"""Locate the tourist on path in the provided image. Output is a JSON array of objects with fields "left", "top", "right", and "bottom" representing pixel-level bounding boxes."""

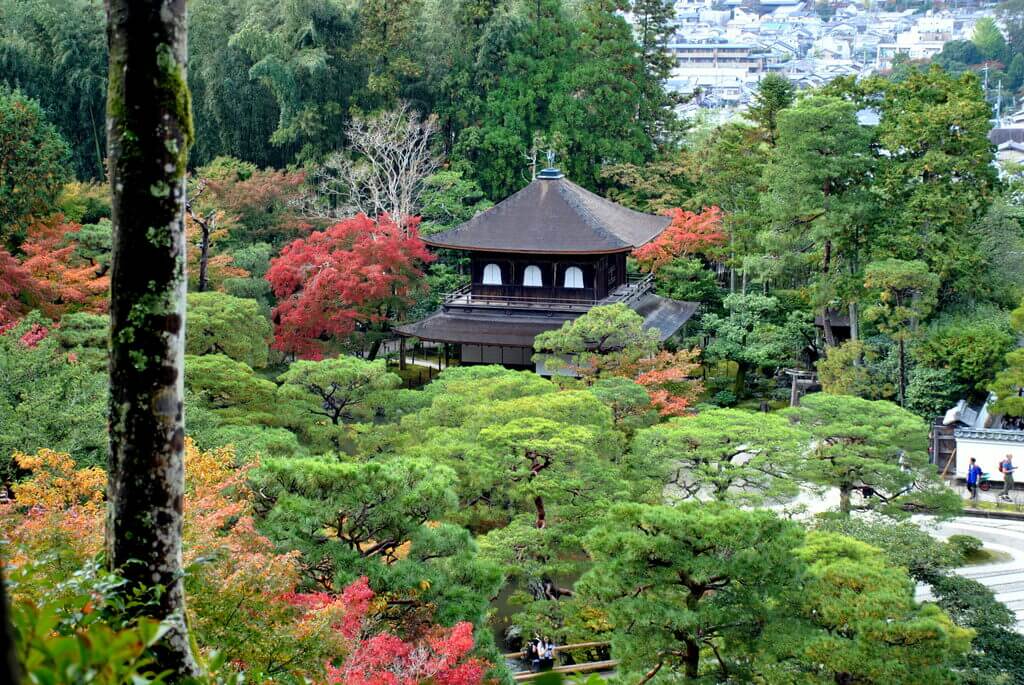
[
  {"left": 967, "top": 457, "right": 983, "bottom": 503},
  {"left": 1000, "top": 454, "right": 1016, "bottom": 501}
]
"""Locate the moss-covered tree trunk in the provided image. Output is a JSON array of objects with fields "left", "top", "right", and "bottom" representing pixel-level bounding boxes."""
[
  {"left": 0, "top": 562, "right": 18, "bottom": 685},
  {"left": 104, "top": 0, "right": 198, "bottom": 678}
]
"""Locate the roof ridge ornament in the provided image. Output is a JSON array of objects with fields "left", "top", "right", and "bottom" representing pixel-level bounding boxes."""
[{"left": 537, "top": 149, "right": 563, "bottom": 179}]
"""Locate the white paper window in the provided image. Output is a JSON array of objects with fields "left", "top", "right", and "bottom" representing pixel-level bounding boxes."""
[
  {"left": 482, "top": 263, "right": 502, "bottom": 285},
  {"left": 564, "top": 266, "right": 584, "bottom": 289},
  {"left": 523, "top": 265, "right": 543, "bottom": 287}
]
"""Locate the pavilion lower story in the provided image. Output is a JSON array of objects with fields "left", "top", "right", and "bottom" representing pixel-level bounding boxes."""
[{"left": 396, "top": 294, "right": 698, "bottom": 375}]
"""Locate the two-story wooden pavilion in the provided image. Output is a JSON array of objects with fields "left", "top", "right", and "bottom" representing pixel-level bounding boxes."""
[{"left": 396, "top": 167, "right": 698, "bottom": 371}]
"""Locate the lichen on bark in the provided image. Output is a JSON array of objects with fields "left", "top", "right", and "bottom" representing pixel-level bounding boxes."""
[{"left": 104, "top": 0, "right": 199, "bottom": 679}]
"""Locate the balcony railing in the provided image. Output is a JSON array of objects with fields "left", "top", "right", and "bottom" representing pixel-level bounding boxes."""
[
  {"left": 441, "top": 272, "right": 655, "bottom": 313},
  {"left": 443, "top": 284, "right": 598, "bottom": 312}
]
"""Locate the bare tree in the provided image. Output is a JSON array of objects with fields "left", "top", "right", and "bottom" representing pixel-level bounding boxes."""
[
  {"left": 301, "top": 103, "right": 439, "bottom": 232},
  {"left": 185, "top": 180, "right": 217, "bottom": 293},
  {"left": 105, "top": 0, "right": 199, "bottom": 678}
]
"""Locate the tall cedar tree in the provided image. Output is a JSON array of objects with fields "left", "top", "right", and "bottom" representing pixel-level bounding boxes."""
[
  {"left": 746, "top": 74, "right": 796, "bottom": 145},
  {"left": 0, "top": 89, "right": 71, "bottom": 246},
  {"left": 104, "top": 0, "right": 199, "bottom": 677},
  {"left": 767, "top": 95, "right": 874, "bottom": 346},
  {"left": 629, "top": 0, "right": 678, "bottom": 141}
]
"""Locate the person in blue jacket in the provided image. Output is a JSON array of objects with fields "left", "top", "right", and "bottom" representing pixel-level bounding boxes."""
[{"left": 966, "top": 457, "right": 982, "bottom": 503}]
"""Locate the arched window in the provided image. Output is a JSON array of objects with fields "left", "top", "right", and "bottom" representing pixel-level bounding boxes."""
[
  {"left": 563, "top": 266, "right": 584, "bottom": 289},
  {"left": 482, "top": 263, "right": 503, "bottom": 285},
  {"left": 523, "top": 265, "right": 543, "bottom": 287}
]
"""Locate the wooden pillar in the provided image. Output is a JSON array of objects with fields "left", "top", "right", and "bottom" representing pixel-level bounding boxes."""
[{"left": 399, "top": 337, "right": 407, "bottom": 370}]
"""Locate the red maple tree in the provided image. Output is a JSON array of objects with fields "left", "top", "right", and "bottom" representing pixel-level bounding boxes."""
[
  {"left": 633, "top": 206, "right": 726, "bottom": 272},
  {"left": 0, "top": 248, "right": 45, "bottom": 326},
  {"left": 284, "top": 577, "right": 485, "bottom": 685},
  {"left": 266, "top": 214, "right": 433, "bottom": 359}
]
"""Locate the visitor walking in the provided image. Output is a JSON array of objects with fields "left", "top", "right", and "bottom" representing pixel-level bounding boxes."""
[
  {"left": 528, "top": 636, "right": 542, "bottom": 672},
  {"left": 967, "top": 457, "right": 982, "bottom": 503},
  {"left": 1000, "top": 454, "right": 1016, "bottom": 501},
  {"left": 542, "top": 638, "right": 555, "bottom": 670}
]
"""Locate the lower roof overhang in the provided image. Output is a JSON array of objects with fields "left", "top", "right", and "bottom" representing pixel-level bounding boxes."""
[{"left": 396, "top": 295, "right": 698, "bottom": 348}]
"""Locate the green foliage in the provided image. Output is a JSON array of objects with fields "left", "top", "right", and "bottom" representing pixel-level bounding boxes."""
[
  {"left": 0, "top": 0, "right": 107, "bottom": 179},
  {"left": 763, "top": 94, "right": 874, "bottom": 322},
  {"left": 702, "top": 293, "right": 811, "bottom": 397},
  {"left": 6, "top": 560, "right": 171, "bottom": 685},
  {"left": 186, "top": 291, "right": 272, "bottom": 368},
  {"left": 533, "top": 303, "right": 659, "bottom": 376},
  {"left": 600, "top": 153, "right": 695, "bottom": 214},
  {"left": 418, "top": 171, "right": 493, "bottom": 234},
  {"left": 652, "top": 257, "right": 721, "bottom": 308},
  {"left": 691, "top": 122, "right": 768, "bottom": 278},
  {"left": 229, "top": 0, "right": 364, "bottom": 160},
  {"left": 72, "top": 218, "right": 112, "bottom": 274},
  {"left": 913, "top": 307, "right": 1015, "bottom": 393},
  {"left": 0, "top": 88, "right": 71, "bottom": 244},
  {"left": 632, "top": 408, "right": 809, "bottom": 505},
  {"left": 276, "top": 357, "right": 401, "bottom": 452},
  {"left": 934, "top": 39, "right": 983, "bottom": 70},
  {"left": 53, "top": 311, "right": 108, "bottom": 371},
  {"left": 863, "top": 259, "right": 940, "bottom": 342},
  {"left": 864, "top": 258, "right": 941, "bottom": 406},
  {"left": 586, "top": 376, "right": 658, "bottom": 436},
  {"left": 817, "top": 339, "right": 895, "bottom": 400},
  {"left": 815, "top": 517, "right": 961, "bottom": 580},
  {"left": 792, "top": 531, "right": 972, "bottom": 685},
  {"left": 578, "top": 502, "right": 804, "bottom": 681},
  {"left": 852, "top": 67, "right": 998, "bottom": 304},
  {"left": 58, "top": 182, "right": 111, "bottom": 224},
  {"left": 746, "top": 73, "right": 796, "bottom": 143},
  {"left": 905, "top": 366, "right": 965, "bottom": 421},
  {"left": 185, "top": 354, "right": 279, "bottom": 426},
  {"left": 445, "top": 0, "right": 665, "bottom": 197},
  {"left": 784, "top": 393, "right": 960, "bottom": 517},
  {"left": 946, "top": 534, "right": 984, "bottom": 561},
  {"left": 990, "top": 299, "right": 1024, "bottom": 417},
  {"left": 924, "top": 571, "right": 1024, "bottom": 685},
  {"left": 255, "top": 455, "right": 502, "bottom": 625},
  {"left": 973, "top": 17, "right": 1008, "bottom": 62},
  {"left": 0, "top": 314, "right": 107, "bottom": 479}
]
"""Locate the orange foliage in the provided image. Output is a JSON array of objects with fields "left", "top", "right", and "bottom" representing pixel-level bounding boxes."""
[
  {"left": 0, "top": 441, "right": 485, "bottom": 683},
  {"left": 633, "top": 206, "right": 726, "bottom": 273},
  {"left": 11, "top": 449, "right": 106, "bottom": 510},
  {"left": 20, "top": 215, "right": 109, "bottom": 317},
  {"left": 185, "top": 211, "right": 250, "bottom": 292},
  {"left": 633, "top": 349, "right": 705, "bottom": 416},
  {"left": 617, "top": 348, "right": 704, "bottom": 417}
]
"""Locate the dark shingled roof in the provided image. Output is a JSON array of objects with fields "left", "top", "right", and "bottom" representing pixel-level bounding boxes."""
[
  {"left": 989, "top": 128, "right": 1024, "bottom": 145},
  {"left": 395, "top": 312, "right": 566, "bottom": 347},
  {"left": 396, "top": 295, "right": 698, "bottom": 347},
  {"left": 423, "top": 175, "right": 671, "bottom": 254}
]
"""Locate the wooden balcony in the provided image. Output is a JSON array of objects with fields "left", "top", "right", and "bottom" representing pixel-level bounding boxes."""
[{"left": 442, "top": 273, "right": 654, "bottom": 313}]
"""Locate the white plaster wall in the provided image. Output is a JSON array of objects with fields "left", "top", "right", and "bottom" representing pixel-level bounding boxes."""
[{"left": 955, "top": 438, "right": 1024, "bottom": 481}]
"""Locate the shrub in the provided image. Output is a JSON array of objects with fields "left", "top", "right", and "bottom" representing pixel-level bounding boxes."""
[{"left": 946, "top": 534, "right": 984, "bottom": 562}]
